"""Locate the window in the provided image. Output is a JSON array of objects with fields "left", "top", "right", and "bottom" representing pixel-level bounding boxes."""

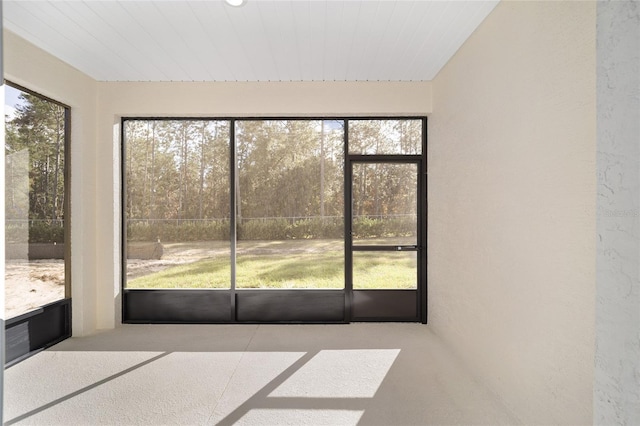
[
  {"left": 235, "top": 120, "right": 344, "bottom": 289},
  {"left": 349, "top": 119, "right": 422, "bottom": 155},
  {"left": 122, "top": 117, "right": 426, "bottom": 324},
  {"left": 124, "top": 120, "right": 231, "bottom": 289},
  {"left": 4, "top": 82, "right": 70, "bottom": 319}
]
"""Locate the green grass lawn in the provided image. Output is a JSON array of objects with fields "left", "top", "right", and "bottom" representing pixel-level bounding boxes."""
[{"left": 127, "top": 251, "right": 416, "bottom": 289}]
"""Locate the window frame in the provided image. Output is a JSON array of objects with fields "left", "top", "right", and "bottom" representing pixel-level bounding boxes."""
[
  {"left": 120, "top": 116, "right": 427, "bottom": 324},
  {"left": 5, "top": 80, "right": 72, "bottom": 308},
  {"left": 4, "top": 80, "right": 72, "bottom": 365}
]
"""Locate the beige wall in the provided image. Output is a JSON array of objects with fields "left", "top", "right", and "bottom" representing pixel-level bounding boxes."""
[
  {"left": 97, "top": 81, "right": 432, "bottom": 118},
  {"left": 429, "top": 1, "right": 596, "bottom": 424},
  {"left": 96, "top": 81, "right": 432, "bottom": 329},
  {"left": 3, "top": 30, "right": 99, "bottom": 336}
]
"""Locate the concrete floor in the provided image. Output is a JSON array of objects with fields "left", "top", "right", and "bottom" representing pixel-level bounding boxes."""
[{"left": 4, "top": 324, "right": 518, "bottom": 425}]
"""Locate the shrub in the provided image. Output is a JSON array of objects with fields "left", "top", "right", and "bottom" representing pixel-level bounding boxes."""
[
  {"left": 353, "top": 216, "right": 416, "bottom": 239},
  {"left": 239, "top": 219, "right": 289, "bottom": 240},
  {"left": 128, "top": 220, "right": 229, "bottom": 242},
  {"left": 126, "top": 216, "right": 413, "bottom": 242},
  {"left": 29, "top": 221, "right": 64, "bottom": 243}
]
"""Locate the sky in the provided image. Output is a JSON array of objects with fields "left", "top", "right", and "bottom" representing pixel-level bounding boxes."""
[{"left": 4, "top": 85, "right": 25, "bottom": 120}]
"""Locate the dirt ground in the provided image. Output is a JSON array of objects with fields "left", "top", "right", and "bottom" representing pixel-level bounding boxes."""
[
  {"left": 126, "top": 241, "right": 232, "bottom": 280},
  {"left": 4, "top": 243, "right": 230, "bottom": 319},
  {"left": 5, "top": 260, "right": 65, "bottom": 319}
]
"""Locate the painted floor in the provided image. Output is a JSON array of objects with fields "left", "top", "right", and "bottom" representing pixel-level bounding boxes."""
[{"left": 3, "top": 324, "right": 518, "bottom": 425}]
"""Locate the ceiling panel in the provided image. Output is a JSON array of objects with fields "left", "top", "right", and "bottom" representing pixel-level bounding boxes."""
[{"left": 3, "top": 0, "right": 499, "bottom": 82}]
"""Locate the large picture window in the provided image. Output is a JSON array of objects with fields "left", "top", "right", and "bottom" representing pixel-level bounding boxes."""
[{"left": 4, "top": 83, "right": 70, "bottom": 319}]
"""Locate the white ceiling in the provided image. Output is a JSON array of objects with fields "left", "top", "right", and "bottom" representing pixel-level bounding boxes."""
[{"left": 3, "top": 0, "right": 499, "bottom": 82}]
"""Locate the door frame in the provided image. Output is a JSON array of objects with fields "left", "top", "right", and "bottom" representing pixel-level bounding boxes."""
[{"left": 345, "top": 155, "right": 427, "bottom": 323}]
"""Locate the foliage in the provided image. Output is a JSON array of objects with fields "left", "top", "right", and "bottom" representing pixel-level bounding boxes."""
[
  {"left": 125, "top": 120, "right": 347, "bottom": 223},
  {"left": 348, "top": 119, "right": 422, "bottom": 155},
  {"left": 128, "top": 220, "right": 229, "bottom": 242},
  {"left": 127, "top": 216, "right": 415, "bottom": 242},
  {"left": 125, "top": 120, "right": 231, "bottom": 221},
  {"left": 235, "top": 120, "right": 344, "bottom": 221},
  {"left": 5, "top": 88, "right": 66, "bottom": 223},
  {"left": 352, "top": 216, "right": 415, "bottom": 239},
  {"left": 29, "top": 221, "right": 65, "bottom": 243},
  {"left": 238, "top": 217, "right": 344, "bottom": 240},
  {"left": 125, "top": 119, "right": 422, "bottom": 244},
  {"left": 286, "top": 217, "right": 344, "bottom": 240},
  {"left": 5, "top": 221, "right": 64, "bottom": 244}
]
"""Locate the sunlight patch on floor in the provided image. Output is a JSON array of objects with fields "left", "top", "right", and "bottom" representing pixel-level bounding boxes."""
[
  {"left": 238, "top": 409, "right": 365, "bottom": 425},
  {"left": 270, "top": 349, "right": 400, "bottom": 398}
]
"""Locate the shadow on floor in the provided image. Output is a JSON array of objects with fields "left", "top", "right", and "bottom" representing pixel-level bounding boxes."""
[{"left": 4, "top": 324, "right": 519, "bottom": 425}]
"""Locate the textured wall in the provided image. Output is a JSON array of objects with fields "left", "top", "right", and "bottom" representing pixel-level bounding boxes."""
[
  {"left": 429, "top": 1, "right": 596, "bottom": 423},
  {"left": 595, "top": 1, "right": 640, "bottom": 424}
]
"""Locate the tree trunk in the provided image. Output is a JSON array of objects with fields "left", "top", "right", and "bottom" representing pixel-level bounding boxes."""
[
  {"left": 199, "top": 122, "right": 206, "bottom": 219},
  {"left": 143, "top": 122, "right": 150, "bottom": 217},
  {"left": 320, "top": 121, "right": 325, "bottom": 219},
  {"left": 179, "top": 122, "right": 188, "bottom": 219},
  {"left": 52, "top": 108, "right": 63, "bottom": 220},
  {"left": 149, "top": 122, "right": 156, "bottom": 220},
  {"left": 45, "top": 154, "right": 50, "bottom": 218},
  {"left": 235, "top": 161, "right": 242, "bottom": 223}
]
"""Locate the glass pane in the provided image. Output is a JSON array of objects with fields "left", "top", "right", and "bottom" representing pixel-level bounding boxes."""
[
  {"left": 353, "top": 251, "right": 417, "bottom": 289},
  {"left": 124, "top": 120, "right": 231, "bottom": 289},
  {"left": 236, "top": 120, "right": 345, "bottom": 289},
  {"left": 352, "top": 163, "right": 417, "bottom": 246},
  {"left": 5, "top": 85, "right": 67, "bottom": 318},
  {"left": 348, "top": 119, "right": 422, "bottom": 155}
]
